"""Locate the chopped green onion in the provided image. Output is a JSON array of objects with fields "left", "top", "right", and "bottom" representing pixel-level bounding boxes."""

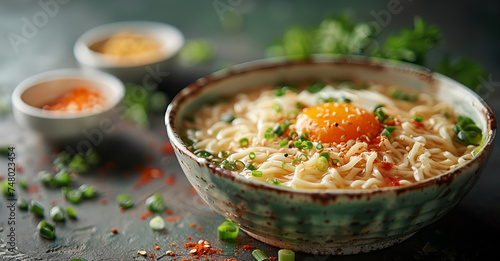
[
  {"left": 234, "top": 160, "right": 245, "bottom": 170},
  {"left": 239, "top": 138, "right": 250, "bottom": 147},
  {"left": 66, "top": 189, "right": 83, "bottom": 204},
  {"left": 247, "top": 163, "right": 258, "bottom": 171},
  {"left": 68, "top": 154, "right": 88, "bottom": 173},
  {"left": 303, "top": 141, "right": 313, "bottom": 150},
  {"left": 149, "top": 215, "right": 166, "bottom": 231},
  {"left": 292, "top": 158, "right": 301, "bottom": 165},
  {"left": 316, "top": 156, "right": 329, "bottom": 172},
  {"left": 374, "top": 105, "right": 388, "bottom": 123},
  {"left": 1, "top": 181, "right": 13, "bottom": 197},
  {"left": 252, "top": 171, "right": 263, "bottom": 177},
  {"left": 252, "top": 249, "right": 270, "bottom": 261},
  {"left": 281, "top": 162, "right": 286, "bottom": 169},
  {"left": 53, "top": 170, "right": 71, "bottom": 187},
  {"left": 37, "top": 220, "right": 55, "bottom": 240},
  {"left": 273, "top": 102, "right": 282, "bottom": 113},
  {"left": 295, "top": 102, "right": 303, "bottom": 109},
  {"left": 30, "top": 201, "right": 44, "bottom": 217},
  {"left": 66, "top": 207, "right": 77, "bottom": 219},
  {"left": 391, "top": 89, "right": 417, "bottom": 102},
  {"left": 319, "top": 151, "right": 330, "bottom": 161},
  {"left": 308, "top": 82, "right": 325, "bottom": 93},
  {"left": 19, "top": 179, "right": 28, "bottom": 190},
  {"left": 221, "top": 113, "right": 236, "bottom": 123},
  {"left": 338, "top": 97, "right": 352, "bottom": 103},
  {"left": 381, "top": 126, "right": 397, "bottom": 139},
  {"left": 218, "top": 151, "right": 230, "bottom": 159},
  {"left": 278, "top": 249, "right": 295, "bottom": 261},
  {"left": 279, "top": 140, "right": 289, "bottom": 147},
  {"left": 217, "top": 221, "right": 239, "bottom": 241},
  {"left": 265, "top": 128, "right": 275, "bottom": 140},
  {"left": 332, "top": 158, "right": 340, "bottom": 166},
  {"left": 293, "top": 141, "right": 303, "bottom": 149},
  {"left": 116, "top": 194, "right": 134, "bottom": 209},
  {"left": 196, "top": 150, "right": 212, "bottom": 158},
  {"left": 298, "top": 153, "right": 308, "bottom": 161},
  {"left": 289, "top": 131, "right": 298, "bottom": 139},
  {"left": 316, "top": 143, "right": 324, "bottom": 150},
  {"left": 249, "top": 152, "right": 256, "bottom": 160},
  {"left": 49, "top": 206, "right": 65, "bottom": 222},
  {"left": 18, "top": 198, "right": 29, "bottom": 210},
  {"left": 79, "top": 184, "right": 96, "bottom": 199},
  {"left": 38, "top": 170, "right": 54, "bottom": 187},
  {"left": 266, "top": 178, "right": 282, "bottom": 186},
  {"left": 274, "top": 86, "right": 294, "bottom": 97},
  {"left": 146, "top": 193, "right": 166, "bottom": 213},
  {"left": 299, "top": 131, "right": 309, "bottom": 141},
  {"left": 413, "top": 115, "right": 424, "bottom": 122},
  {"left": 273, "top": 120, "right": 291, "bottom": 137}
]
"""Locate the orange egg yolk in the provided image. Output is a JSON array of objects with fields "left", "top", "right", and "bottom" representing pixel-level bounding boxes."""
[{"left": 295, "top": 102, "right": 383, "bottom": 143}]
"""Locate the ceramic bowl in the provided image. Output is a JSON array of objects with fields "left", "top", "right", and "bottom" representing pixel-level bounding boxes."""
[
  {"left": 12, "top": 68, "right": 125, "bottom": 142},
  {"left": 165, "top": 56, "right": 496, "bottom": 255},
  {"left": 74, "top": 21, "right": 184, "bottom": 84}
]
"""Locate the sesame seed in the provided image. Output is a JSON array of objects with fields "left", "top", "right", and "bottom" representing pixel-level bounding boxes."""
[
  {"left": 357, "top": 126, "right": 361, "bottom": 133},
  {"left": 340, "top": 135, "right": 346, "bottom": 141},
  {"left": 339, "top": 127, "right": 346, "bottom": 132}
]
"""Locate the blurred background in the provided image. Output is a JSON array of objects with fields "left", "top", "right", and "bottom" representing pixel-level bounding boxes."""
[{"left": 0, "top": 0, "right": 499, "bottom": 260}]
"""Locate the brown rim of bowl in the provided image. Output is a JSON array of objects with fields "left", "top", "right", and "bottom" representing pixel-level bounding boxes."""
[{"left": 166, "top": 56, "right": 497, "bottom": 199}]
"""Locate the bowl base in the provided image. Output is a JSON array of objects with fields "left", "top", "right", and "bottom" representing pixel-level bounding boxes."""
[{"left": 242, "top": 229, "right": 416, "bottom": 255}]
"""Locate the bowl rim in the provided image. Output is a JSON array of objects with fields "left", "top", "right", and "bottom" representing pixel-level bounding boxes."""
[
  {"left": 74, "top": 20, "right": 185, "bottom": 68},
  {"left": 12, "top": 68, "right": 125, "bottom": 119},
  {"left": 166, "top": 55, "right": 497, "bottom": 196}
]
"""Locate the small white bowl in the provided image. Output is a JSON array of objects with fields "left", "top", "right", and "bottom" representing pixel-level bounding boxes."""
[
  {"left": 74, "top": 21, "right": 184, "bottom": 84},
  {"left": 12, "top": 68, "right": 125, "bottom": 142}
]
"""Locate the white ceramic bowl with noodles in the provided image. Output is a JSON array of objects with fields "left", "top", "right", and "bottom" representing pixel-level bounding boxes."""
[{"left": 165, "top": 56, "right": 496, "bottom": 255}]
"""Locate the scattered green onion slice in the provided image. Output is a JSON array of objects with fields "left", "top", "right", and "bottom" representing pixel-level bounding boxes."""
[
  {"left": 292, "top": 158, "right": 301, "bottom": 165},
  {"left": 18, "top": 198, "right": 29, "bottom": 210},
  {"left": 37, "top": 220, "right": 55, "bottom": 240},
  {"left": 293, "top": 141, "right": 303, "bottom": 149},
  {"left": 239, "top": 138, "right": 249, "bottom": 147},
  {"left": 316, "top": 156, "right": 329, "bottom": 172},
  {"left": 281, "top": 162, "right": 286, "bottom": 169},
  {"left": 252, "top": 171, "right": 263, "bottom": 177},
  {"left": 319, "top": 151, "right": 330, "bottom": 161},
  {"left": 38, "top": 170, "right": 54, "bottom": 187},
  {"left": 252, "top": 249, "right": 270, "bottom": 261},
  {"left": 66, "top": 189, "right": 83, "bottom": 204},
  {"left": 197, "top": 150, "right": 212, "bottom": 158},
  {"left": 413, "top": 115, "right": 424, "bottom": 122},
  {"left": 217, "top": 221, "right": 239, "bottom": 241},
  {"left": 374, "top": 105, "right": 388, "bottom": 123},
  {"left": 66, "top": 207, "right": 77, "bottom": 219},
  {"left": 264, "top": 128, "right": 274, "bottom": 140},
  {"left": 19, "top": 179, "right": 28, "bottom": 190},
  {"left": 79, "top": 184, "right": 96, "bottom": 199},
  {"left": 316, "top": 143, "right": 324, "bottom": 150},
  {"left": 278, "top": 249, "right": 295, "bottom": 261},
  {"left": 381, "top": 126, "right": 396, "bottom": 139},
  {"left": 266, "top": 178, "right": 282, "bottom": 186},
  {"left": 234, "top": 160, "right": 245, "bottom": 170},
  {"left": 249, "top": 152, "right": 256, "bottom": 160},
  {"left": 332, "top": 158, "right": 340, "bottom": 166},
  {"left": 307, "top": 82, "right": 326, "bottom": 93},
  {"left": 273, "top": 102, "right": 282, "bottom": 113},
  {"left": 146, "top": 193, "right": 166, "bottom": 213},
  {"left": 279, "top": 140, "right": 289, "bottom": 147},
  {"left": 247, "top": 164, "right": 258, "bottom": 171},
  {"left": 149, "top": 215, "right": 166, "bottom": 231},
  {"left": 68, "top": 154, "right": 88, "bottom": 173},
  {"left": 49, "top": 206, "right": 65, "bottom": 222},
  {"left": 116, "top": 194, "right": 134, "bottom": 209},
  {"left": 53, "top": 170, "right": 71, "bottom": 187},
  {"left": 298, "top": 153, "right": 308, "bottom": 161},
  {"left": 30, "top": 201, "right": 44, "bottom": 217},
  {"left": 221, "top": 113, "right": 236, "bottom": 123},
  {"left": 299, "top": 131, "right": 309, "bottom": 141},
  {"left": 295, "top": 102, "right": 303, "bottom": 109}
]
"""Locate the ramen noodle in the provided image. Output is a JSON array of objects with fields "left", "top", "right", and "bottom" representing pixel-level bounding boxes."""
[{"left": 182, "top": 80, "right": 481, "bottom": 190}]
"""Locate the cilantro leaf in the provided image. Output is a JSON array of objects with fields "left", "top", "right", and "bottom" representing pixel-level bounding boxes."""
[{"left": 372, "top": 17, "right": 442, "bottom": 65}]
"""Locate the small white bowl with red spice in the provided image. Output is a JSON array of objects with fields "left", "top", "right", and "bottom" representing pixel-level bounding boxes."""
[
  {"left": 12, "top": 68, "right": 125, "bottom": 142},
  {"left": 74, "top": 21, "right": 184, "bottom": 84}
]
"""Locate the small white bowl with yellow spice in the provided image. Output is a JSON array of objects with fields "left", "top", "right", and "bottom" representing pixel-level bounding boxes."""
[
  {"left": 74, "top": 21, "right": 184, "bottom": 84},
  {"left": 12, "top": 68, "right": 125, "bottom": 142}
]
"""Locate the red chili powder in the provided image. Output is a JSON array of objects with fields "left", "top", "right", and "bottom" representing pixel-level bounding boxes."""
[
  {"left": 43, "top": 87, "right": 104, "bottom": 112},
  {"left": 133, "top": 166, "right": 164, "bottom": 188}
]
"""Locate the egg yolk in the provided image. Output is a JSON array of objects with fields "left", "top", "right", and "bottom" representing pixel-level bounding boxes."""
[{"left": 295, "top": 102, "right": 382, "bottom": 143}]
